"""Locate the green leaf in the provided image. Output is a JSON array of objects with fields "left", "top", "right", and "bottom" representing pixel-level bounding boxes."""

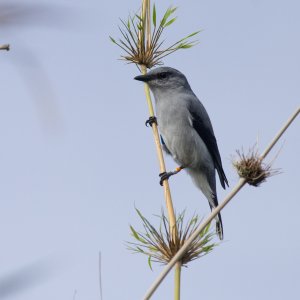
[
  {"left": 199, "top": 223, "right": 211, "bottom": 238},
  {"left": 135, "top": 208, "right": 144, "bottom": 219},
  {"left": 148, "top": 256, "right": 153, "bottom": 270},
  {"left": 177, "top": 30, "right": 201, "bottom": 43},
  {"left": 152, "top": 4, "right": 156, "bottom": 27},
  {"left": 164, "top": 17, "right": 177, "bottom": 27},
  {"left": 203, "top": 223, "right": 210, "bottom": 235},
  {"left": 202, "top": 245, "right": 214, "bottom": 253},
  {"left": 160, "top": 6, "right": 177, "bottom": 27},
  {"left": 130, "top": 226, "right": 148, "bottom": 244},
  {"left": 109, "top": 36, "right": 117, "bottom": 44},
  {"left": 185, "top": 30, "right": 202, "bottom": 38},
  {"left": 137, "top": 246, "right": 145, "bottom": 253},
  {"left": 127, "top": 18, "right": 130, "bottom": 29},
  {"left": 130, "top": 225, "right": 140, "bottom": 240},
  {"left": 178, "top": 43, "right": 193, "bottom": 49},
  {"left": 189, "top": 217, "right": 197, "bottom": 226},
  {"left": 149, "top": 246, "right": 158, "bottom": 252},
  {"left": 135, "top": 14, "right": 143, "bottom": 21}
]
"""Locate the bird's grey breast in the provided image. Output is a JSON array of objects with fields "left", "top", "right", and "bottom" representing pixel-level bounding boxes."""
[{"left": 154, "top": 90, "right": 208, "bottom": 168}]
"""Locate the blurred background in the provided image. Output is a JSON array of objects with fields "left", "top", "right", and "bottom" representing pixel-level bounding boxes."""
[{"left": 0, "top": 0, "right": 299, "bottom": 299}]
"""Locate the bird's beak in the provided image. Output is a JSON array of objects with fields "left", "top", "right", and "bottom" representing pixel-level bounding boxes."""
[{"left": 134, "top": 74, "right": 152, "bottom": 82}]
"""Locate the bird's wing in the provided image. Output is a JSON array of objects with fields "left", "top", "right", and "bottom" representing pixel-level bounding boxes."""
[{"left": 188, "top": 101, "right": 229, "bottom": 189}]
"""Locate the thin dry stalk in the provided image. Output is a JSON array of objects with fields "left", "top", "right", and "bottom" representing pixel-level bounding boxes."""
[
  {"left": 141, "top": 64, "right": 177, "bottom": 238},
  {"left": 143, "top": 107, "right": 300, "bottom": 299},
  {"left": 98, "top": 252, "right": 103, "bottom": 300},
  {"left": 174, "top": 261, "right": 181, "bottom": 300},
  {"left": 139, "top": 0, "right": 177, "bottom": 240},
  {"left": 0, "top": 44, "right": 10, "bottom": 51}
]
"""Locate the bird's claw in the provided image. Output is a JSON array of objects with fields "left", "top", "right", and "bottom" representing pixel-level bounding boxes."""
[
  {"left": 159, "top": 171, "right": 174, "bottom": 186},
  {"left": 159, "top": 167, "right": 184, "bottom": 186},
  {"left": 145, "top": 116, "right": 157, "bottom": 127}
]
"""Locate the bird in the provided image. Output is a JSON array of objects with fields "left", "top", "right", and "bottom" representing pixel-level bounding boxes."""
[{"left": 134, "top": 67, "right": 229, "bottom": 240}]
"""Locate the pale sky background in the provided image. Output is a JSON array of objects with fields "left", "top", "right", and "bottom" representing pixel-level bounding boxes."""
[{"left": 0, "top": 0, "right": 299, "bottom": 299}]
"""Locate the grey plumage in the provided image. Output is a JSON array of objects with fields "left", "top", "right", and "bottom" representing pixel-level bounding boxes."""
[{"left": 134, "top": 67, "right": 228, "bottom": 240}]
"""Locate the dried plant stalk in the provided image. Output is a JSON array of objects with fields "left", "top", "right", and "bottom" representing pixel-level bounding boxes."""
[
  {"left": 138, "top": 0, "right": 177, "bottom": 240},
  {"left": 0, "top": 44, "right": 10, "bottom": 51},
  {"left": 174, "top": 262, "right": 181, "bottom": 300},
  {"left": 141, "top": 64, "right": 177, "bottom": 238}
]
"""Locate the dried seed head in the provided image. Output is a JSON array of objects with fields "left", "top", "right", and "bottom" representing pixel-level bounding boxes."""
[
  {"left": 128, "top": 209, "right": 217, "bottom": 268},
  {"left": 233, "top": 146, "right": 280, "bottom": 187},
  {"left": 110, "top": 5, "right": 200, "bottom": 69}
]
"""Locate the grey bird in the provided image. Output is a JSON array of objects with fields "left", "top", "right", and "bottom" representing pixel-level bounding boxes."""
[{"left": 134, "top": 67, "right": 229, "bottom": 240}]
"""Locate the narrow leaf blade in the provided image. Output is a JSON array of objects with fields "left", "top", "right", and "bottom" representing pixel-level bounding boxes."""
[
  {"left": 130, "top": 225, "right": 140, "bottom": 240},
  {"left": 164, "top": 17, "right": 177, "bottom": 27},
  {"left": 148, "top": 256, "right": 153, "bottom": 270},
  {"left": 152, "top": 4, "right": 156, "bottom": 27},
  {"left": 109, "top": 36, "right": 117, "bottom": 44}
]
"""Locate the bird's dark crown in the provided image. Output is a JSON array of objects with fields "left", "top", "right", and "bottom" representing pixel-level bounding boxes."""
[{"left": 134, "top": 67, "right": 189, "bottom": 90}]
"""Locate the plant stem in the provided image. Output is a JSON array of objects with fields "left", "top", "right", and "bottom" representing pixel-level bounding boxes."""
[
  {"left": 259, "top": 106, "right": 300, "bottom": 160},
  {"left": 174, "top": 261, "right": 181, "bottom": 300},
  {"left": 143, "top": 107, "right": 300, "bottom": 299},
  {"left": 0, "top": 44, "right": 10, "bottom": 51},
  {"left": 146, "top": 0, "right": 151, "bottom": 51},
  {"left": 98, "top": 252, "right": 103, "bottom": 300},
  {"left": 140, "top": 64, "right": 177, "bottom": 239},
  {"left": 140, "top": 0, "right": 177, "bottom": 240},
  {"left": 140, "top": 2, "right": 180, "bottom": 298}
]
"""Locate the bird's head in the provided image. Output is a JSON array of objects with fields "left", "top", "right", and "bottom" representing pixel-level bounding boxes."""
[{"left": 134, "top": 67, "right": 190, "bottom": 91}]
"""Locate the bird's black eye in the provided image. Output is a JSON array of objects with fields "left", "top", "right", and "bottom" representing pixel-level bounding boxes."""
[{"left": 157, "top": 72, "right": 169, "bottom": 80}]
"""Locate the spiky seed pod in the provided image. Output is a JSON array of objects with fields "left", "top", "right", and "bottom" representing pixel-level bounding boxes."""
[
  {"left": 110, "top": 5, "right": 200, "bottom": 69},
  {"left": 233, "top": 147, "right": 280, "bottom": 187},
  {"left": 128, "top": 209, "right": 217, "bottom": 268}
]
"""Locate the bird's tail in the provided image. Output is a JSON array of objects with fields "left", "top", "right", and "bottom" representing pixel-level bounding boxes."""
[
  {"left": 186, "top": 168, "right": 224, "bottom": 239},
  {"left": 211, "top": 193, "right": 224, "bottom": 240},
  {"left": 215, "top": 212, "right": 224, "bottom": 240}
]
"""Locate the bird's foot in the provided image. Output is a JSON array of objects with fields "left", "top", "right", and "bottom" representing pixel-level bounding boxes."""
[
  {"left": 159, "top": 166, "right": 184, "bottom": 186},
  {"left": 145, "top": 116, "right": 157, "bottom": 127}
]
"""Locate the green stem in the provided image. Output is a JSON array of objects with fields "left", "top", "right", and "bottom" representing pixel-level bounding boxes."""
[{"left": 174, "top": 261, "right": 181, "bottom": 300}]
